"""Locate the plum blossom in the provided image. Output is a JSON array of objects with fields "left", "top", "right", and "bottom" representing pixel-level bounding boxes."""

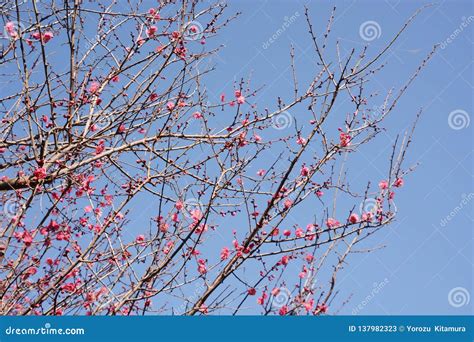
[
  {"left": 326, "top": 217, "right": 340, "bottom": 228},
  {"left": 296, "top": 136, "right": 306, "bottom": 145},
  {"left": 166, "top": 102, "right": 175, "bottom": 110},
  {"left": 300, "top": 165, "right": 309, "bottom": 176},
  {"left": 339, "top": 130, "right": 351, "bottom": 147},
  {"left": 197, "top": 259, "right": 207, "bottom": 275},
  {"left": 220, "top": 247, "right": 230, "bottom": 260},
  {"left": 175, "top": 201, "right": 184, "bottom": 211},
  {"left": 394, "top": 177, "right": 404, "bottom": 187},
  {"left": 136, "top": 235, "right": 145, "bottom": 244},
  {"left": 146, "top": 25, "right": 157, "bottom": 37},
  {"left": 88, "top": 81, "right": 100, "bottom": 94},
  {"left": 33, "top": 167, "right": 47, "bottom": 180},
  {"left": 349, "top": 213, "right": 359, "bottom": 224},
  {"left": 5, "top": 22, "right": 18, "bottom": 39},
  {"left": 379, "top": 180, "right": 388, "bottom": 190},
  {"left": 279, "top": 305, "right": 288, "bottom": 315},
  {"left": 283, "top": 199, "right": 293, "bottom": 210}
]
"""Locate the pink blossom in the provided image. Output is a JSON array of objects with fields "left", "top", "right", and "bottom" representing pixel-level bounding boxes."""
[
  {"left": 394, "top": 178, "right": 404, "bottom": 187},
  {"left": 16, "top": 230, "right": 33, "bottom": 246},
  {"left": 42, "top": 31, "right": 54, "bottom": 43},
  {"left": 5, "top": 22, "right": 18, "bottom": 38},
  {"left": 5, "top": 22, "right": 15, "bottom": 32},
  {"left": 193, "top": 112, "right": 203, "bottom": 119},
  {"left": 257, "top": 291, "right": 267, "bottom": 305},
  {"left": 257, "top": 169, "right": 265, "bottom": 177},
  {"left": 32, "top": 30, "right": 54, "bottom": 43},
  {"left": 24, "top": 267, "right": 37, "bottom": 278},
  {"left": 33, "top": 167, "right": 47, "bottom": 180},
  {"left": 361, "top": 212, "right": 373, "bottom": 222},
  {"left": 280, "top": 255, "right": 289, "bottom": 266},
  {"left": 295, "top": 227, "right": 304, "bottom": 238},
  {"left": 315, "top": 190, "right": 324, "bottom": 197},
  {"left": 315, "top": 303, "right": 328, "bottom": 314},
  {"left": 159, "top": 222, "right": 169, "bottom": 233},
  {"left": 166, "top": 102, "right": 175, "bottom": 110},
  {"left": 84, "top": 206, "right": 93, "bottom": 213},
  {"left": 88, "top": 81, "right": 100, "bottom": 94},
  {"left": 349, "top": 213, "right": 359, "bottom": 224},
  {"left": 171, "top": 212, "right": 179, "bottom": 223},
  {"left": 301, "top": 165, "right": 309, "bottom": 176},
  {"left": 220, "top": 247, "right": 230, "bottom": 260},
  {"left": 236, "top": 96, "right": 245, "bottom": 104},
  {"left": 61, "top": 282, "right": 76, "bottom": 293},
  {"left": 305, "top": 254, "right": 314, "bottom": 263},
  {"left": 271, "top": 288, "right": 280, "bottom": 296},
  {"left": 339, "top": 131, "right": 351, "bottom": 147},
  {"left": 197, "top": 259, "right": 207, "bottom": 274},
  {"left": 283, "top": 199, "right": 293, "bottom": 210},
  {"left": 136, "top": 235, "right": 145, "bottom": 244},
  {"left": 279, "top": 305, "right": 288, "bottom": 315},
  {"left": 379, "top": 180, "right": 388, "bottom": 190},
  {"left": 175, "top": 201, "right": 184, "bottom": 211},
  {"left": 95, "top": 140, "right": 105, "bottom": 155},
  {"left": 247, "top": 288, "right": 256, "bottom": 296},
  {"left": 326, "top": 217, "right": 340, "bottom": 228},
  {"left": 283, "top": 229, "right": 291, "bottom": 237},
  {"left": 296, "top": 136, "right": 306, "bottom": 145},
  {"left": 303, "top": 299, "right": 314, "bottom": 312},
  {"left": 146, "top": 26, "right": 157, "bottom": 37},
  {"left": 190, "top": 209, "right": 202, "bottom": 222},
  {"left": 149, "top": 93, "right": 158, "bottom": 102}
]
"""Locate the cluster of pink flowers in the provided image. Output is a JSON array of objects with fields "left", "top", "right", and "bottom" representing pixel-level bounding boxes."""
[
  {"left": 33, "top": 167, "right": 47, "bottom": 180},
  {"left": 31, "top": 30, "right": 54, "bottom": 43},
  {"left": 4, "top": 22, "right": 18, "bottom": 39},
  {"left": 338, "top": 128, "right": 351, "bottom": 147}
]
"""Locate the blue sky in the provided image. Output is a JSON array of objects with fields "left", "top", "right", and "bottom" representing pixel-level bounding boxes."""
[{"left": 198, "top": 0, "right": 473, "bottom": 314}]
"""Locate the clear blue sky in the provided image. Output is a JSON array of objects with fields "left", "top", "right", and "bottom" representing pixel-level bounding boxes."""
[{"left": 195, "top": 0, "right": 472, "bottom": 315}]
